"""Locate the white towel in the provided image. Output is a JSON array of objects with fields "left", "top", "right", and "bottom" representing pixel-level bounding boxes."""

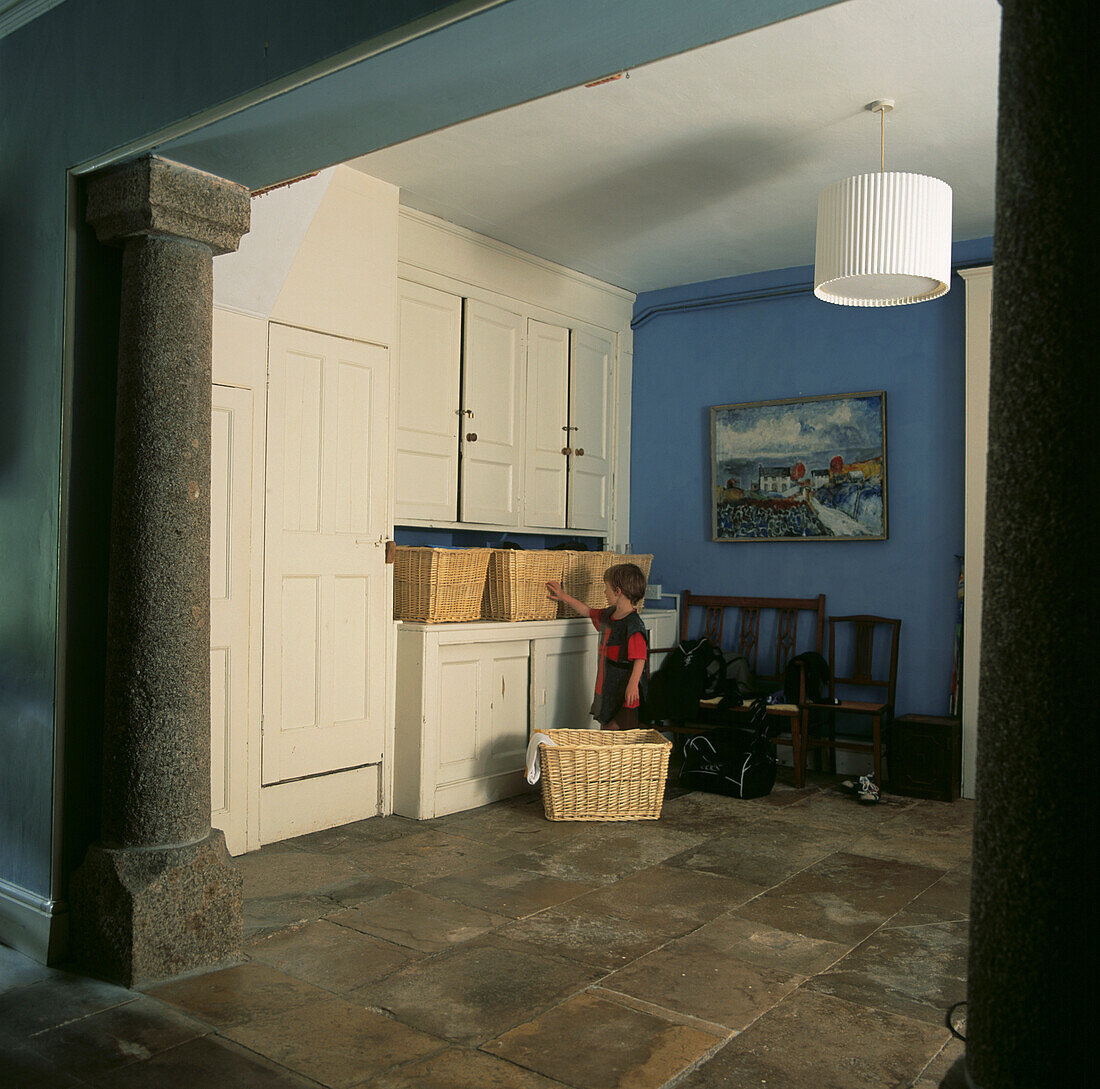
[{"left": 525, "top": 731, "right": 557, "bottom": 785}]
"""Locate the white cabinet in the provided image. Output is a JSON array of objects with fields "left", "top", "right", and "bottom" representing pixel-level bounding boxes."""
[
  {"left": 393, "top": 278, "right": 617, "bottom": 533},
  {"left": 394, "top": 618, "right": 599, "bottom": 818},
  {"left": 460, "top": 299, "right": 526, "bottom": 525},
  {"left": 524, "top": 320, "right": 614, "bottom": 534},
  {"left": 524, "top": 319, "right": 571, "bottom": 528},
  {"left": 394, "top": 281, "right": 462, "bottom": 523},
  {"left": 568, "top": 328, "right": 614, "bottom": 532},
  {"left": 530, "top": 632, "right": 598, "bottom": 734}
]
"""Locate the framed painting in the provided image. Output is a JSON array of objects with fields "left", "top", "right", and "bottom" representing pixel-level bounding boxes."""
[{"left": 710, "top": 391, "right": 887, "bottom": 542}]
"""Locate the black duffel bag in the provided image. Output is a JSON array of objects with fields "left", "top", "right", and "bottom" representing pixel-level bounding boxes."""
[{"left": 677, "top": 698, "right": 777, "bottom": 799}]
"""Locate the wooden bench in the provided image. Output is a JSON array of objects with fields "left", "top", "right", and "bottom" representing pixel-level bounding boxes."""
[{"left": 652, "top": 592, "right": 826, "bottom": 788}]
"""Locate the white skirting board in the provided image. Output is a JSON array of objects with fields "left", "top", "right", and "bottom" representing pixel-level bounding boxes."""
[
  {"left": 0, "top": 876, "right": 67, "bottom": 965},
  {"left": 259, "top": 763, "right": 382, "bottom": 846}
]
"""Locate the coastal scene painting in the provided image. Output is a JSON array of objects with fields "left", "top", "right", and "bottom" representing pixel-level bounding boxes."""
[{"left": 711, "top": 391, "right": 887, "bottom": 542}]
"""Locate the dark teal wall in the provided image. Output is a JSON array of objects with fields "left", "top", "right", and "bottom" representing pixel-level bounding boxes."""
[
  {"left": 630, "top": 238, "right": 993, "bottom": 720},
  {"left": 0, "top": 0, "right": 838, "bottom": 914}
]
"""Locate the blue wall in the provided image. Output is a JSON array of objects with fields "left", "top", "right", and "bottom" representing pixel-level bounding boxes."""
[{"left": 630, "top": 238, "right": 992, "bottom": 718}]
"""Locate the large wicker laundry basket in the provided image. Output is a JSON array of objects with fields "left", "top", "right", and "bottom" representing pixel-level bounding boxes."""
[
  {"left": 393, "top": 546, "right": 492, "bottom": 622},
  {"left": 538, "top": 729, "right": 672, "bottom": 821}
]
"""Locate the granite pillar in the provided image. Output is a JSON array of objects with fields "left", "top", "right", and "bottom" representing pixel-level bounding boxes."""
[
  {"left": 942, "top": 2, "right": 1090, "bottom": 1086},
  {"left": 70, "top": 156, "right": 251, "bottom": 986}
]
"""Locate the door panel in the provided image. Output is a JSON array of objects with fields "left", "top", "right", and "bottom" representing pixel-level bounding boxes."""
[
  {"left": 437, "top": 650, "right": 483, "bottom": 783},
  {"left": 569, "top": 328, "right": 613, "bottom": 532},
  {"left": 263, "top": 324, "right": 388, "bottom": 785},
  {"left": 437, "top": 640, "right": 530, "bottom": 785},
  {"left": 210, "top": 384, "right": 254, "bottom": 855},
  {"left": 486, "top": 646, "right": 531, "bottom": 775},
  {"left": 524, "top": 319, "right": 569, "bottom": 528},
  {"left": 461, "top": 299, "right": 524, "bottom": 525},
  {"left": 394, "top": 280, "right": 462, "bottom": 521},
  {"left": 530, "top": 635, "right": 598, "bottom": 734}
]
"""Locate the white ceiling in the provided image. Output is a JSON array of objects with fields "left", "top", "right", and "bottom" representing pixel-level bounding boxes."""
[{"left": 349, "top": 0, "right": 1001, "bottom": 294}]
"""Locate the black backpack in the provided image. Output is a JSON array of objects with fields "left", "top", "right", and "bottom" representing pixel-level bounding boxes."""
[
  {"left": 784, "top": 651, "right": 831, "bottom": 703},
  {"left": 645, "top": 638, "right": 723, "bottom": 723},
  {"left": 677, "top": 698, "right": 777, "bottom": 799}
]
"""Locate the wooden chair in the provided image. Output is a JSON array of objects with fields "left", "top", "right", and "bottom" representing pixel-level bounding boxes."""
[
  {"left": 801, "top": 615, "right": 900, "bottom": 787},
  {"left": 654, "top": 592, "right": 826, "bottom": 787}
]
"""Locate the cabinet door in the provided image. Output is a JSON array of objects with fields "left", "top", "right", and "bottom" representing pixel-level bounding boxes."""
[
  {"left": 437, "top": 640, "right": 531, "bottom": 786},
  {"left": 394, "top": 280, "right": 462, "bottom": 522},
  {"left": 461, "top": 299, "right": 525, "bottom": 525},
  {"left": 568, "top": 328, "right": 614, "bottom": 532},
  {"left": 530, "top": 634, "right": 598, "bottom": 734},
  {"left": 524, "top": 319, "right": 570, "bottom": 528},
  {"left": 262, "top": 325, "right": 389, "bottom": 784}
]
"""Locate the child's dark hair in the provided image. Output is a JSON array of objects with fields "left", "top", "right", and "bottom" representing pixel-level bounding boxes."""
[{"left": 605, "top": 562, "right": 647, "bottom": 605}]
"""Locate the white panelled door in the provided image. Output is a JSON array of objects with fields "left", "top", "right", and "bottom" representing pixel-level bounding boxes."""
[
  {"left": 394, "top": 280, "right": 462, "bottom": 522},
  {"left": 210, "top": 384, "right": 254, "bottom": 855},
  {"left": 568, "top": 328, "right": 614, "bottom": 532},
  {"left": 460, "top": 299, "right": 525, "bottom": 525},
  {"left": 524, "top": 319, "right": 570, "bottom": 528},
  {"left": 262, "top": 324, "right": 388, "bottom": 785}
]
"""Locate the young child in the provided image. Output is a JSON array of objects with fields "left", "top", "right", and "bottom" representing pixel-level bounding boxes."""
[{"left": 547, "top": 563, "right": 649, "bottom": 730}]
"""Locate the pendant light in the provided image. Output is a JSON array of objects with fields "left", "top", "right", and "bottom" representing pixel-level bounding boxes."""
[{"left": 814, "top": 99, "right": 952, "bottom": 306}]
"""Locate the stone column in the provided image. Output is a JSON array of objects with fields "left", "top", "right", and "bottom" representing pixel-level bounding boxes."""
[
  {"left": 942, "top": 2, "right": 1089, "bottom": 1086},
  {"left": 70, "top": 156, "right": 250, "bottom": 986}
]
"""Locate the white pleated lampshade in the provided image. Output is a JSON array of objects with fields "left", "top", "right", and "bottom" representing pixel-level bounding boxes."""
[{"left": 814, "top": 171, "right": 953, "bottom": 306}]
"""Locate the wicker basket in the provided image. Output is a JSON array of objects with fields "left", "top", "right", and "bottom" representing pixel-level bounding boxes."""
[
  {"left": 557, "top": 551, "right": 655, "bottom": 615},
  {"left": 485, "top": 549, "right": 567, "bottom": 621},
  {"left": 393, "top": 546, "right": 492, "bottom": 622},
  {"left": 538, "top": 729, "right": 672, "bottom": 821}
]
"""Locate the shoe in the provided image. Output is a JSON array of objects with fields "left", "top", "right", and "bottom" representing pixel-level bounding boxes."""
[{"left": 857, "top": 774, "right": 880, "bottom": 804}]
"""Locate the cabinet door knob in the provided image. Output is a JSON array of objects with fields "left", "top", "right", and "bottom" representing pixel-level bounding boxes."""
[
  {"left": 466, "top": 432, "right": 478, "bottom": 442},
  {"left": 576, "top": 448, "right": 585, "bottom": 457},
  {"left": 561, "top": 446, "right": 571, "bottom": 456}
]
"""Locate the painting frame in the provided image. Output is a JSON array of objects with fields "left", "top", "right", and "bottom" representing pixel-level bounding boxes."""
[{"left": 710, "top": 391, "right": 888, "bottom": 543}]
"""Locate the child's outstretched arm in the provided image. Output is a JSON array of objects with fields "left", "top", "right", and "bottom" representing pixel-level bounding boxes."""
[{"left": 546, "top": 581, "right": 589, "bottom": 617}]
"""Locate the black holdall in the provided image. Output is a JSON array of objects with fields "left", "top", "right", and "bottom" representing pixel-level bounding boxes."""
[{"left": 677, "top": 698, "right": 777, "bottom": 799}]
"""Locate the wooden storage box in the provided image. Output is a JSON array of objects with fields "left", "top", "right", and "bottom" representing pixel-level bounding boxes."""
[
  {"left": 393, "top": 546, "right": 492, "bottom": 622},
  {"left": 887, "top": 714, "right": 962, "bottom": 801},
  {"left": 485, "top": 549, "right": 567, "bottom": 621},
  {"left": 538, "top": 728, "right": 672, "bottom": 821}
]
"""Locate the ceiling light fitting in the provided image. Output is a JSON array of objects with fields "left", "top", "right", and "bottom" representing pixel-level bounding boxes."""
[{"left": 814, "top": 99, "right": 952, "bottom": 307}]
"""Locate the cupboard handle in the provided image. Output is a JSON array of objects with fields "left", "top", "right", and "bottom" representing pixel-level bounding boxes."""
[
  {"left": 459, "top": 408, "right": 474, "bottom": 418},
  {"left": 466, "top": 432, "right": 478, "bottom": 442},
  {"left": 576, "top": 448, "right": 585, "bottom": 457},
  {"left": 561, "top": 446, "right": 571, "bottom": 456},
  {"left": 562, "top": 425, "right": 578, "bottom": 432}
]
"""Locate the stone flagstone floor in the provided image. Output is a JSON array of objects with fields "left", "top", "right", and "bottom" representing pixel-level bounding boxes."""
[{"left": 1, "top": 769, "right": 971, "bottom": 1088}]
